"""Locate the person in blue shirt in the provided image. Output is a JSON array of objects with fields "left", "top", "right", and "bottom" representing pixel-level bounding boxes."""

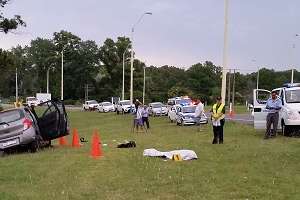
[{"left": 265, "top": 91, "right": 282, "bottom": 139}]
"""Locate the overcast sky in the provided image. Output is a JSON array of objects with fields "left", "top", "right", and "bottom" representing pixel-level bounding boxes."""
[{"left": 1, "top": 0, "right": 300, "bottom": 73}]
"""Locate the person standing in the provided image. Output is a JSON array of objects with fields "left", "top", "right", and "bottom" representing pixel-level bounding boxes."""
[
  {"left": 194, "top": 99, "right": 204, "bottom": 132},
  {"left": 211, "top": 97, "right": 225, "bottom": 144},
  {"left": 264, "top": 91, "right": 282, "bottom": 139},
  {"left": 142, "top": 105, "right": 150, "bottom": 129}
]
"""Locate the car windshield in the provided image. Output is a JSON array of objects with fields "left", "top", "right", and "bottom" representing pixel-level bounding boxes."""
[
  {"left": 152, "top": 103, "right": 163, "bottom": 108},
  {"left": 182, "top": 106, "right": 196, "bottom": 113},
  {"left": 121, "top": 101, "right": 130, "bottom": 105},
  {"left": 0, "top": 110, "right": 24, "bottom": 123},
  {"left": 285, "top": 90, "right": 300, "bottom": 103},
  {"left": 27, "top": 97, "right": 37, "bottom": 101},
  {"left": 103, "top": 102, "right": 112, "bottom": 106},
  {"left": 88, "top": 100, "right": 98, "bottom": 104}
]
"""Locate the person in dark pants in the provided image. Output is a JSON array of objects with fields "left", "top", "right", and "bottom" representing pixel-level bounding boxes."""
[
  {"left": 211, "top": 97, "right": 225, "bottom": 144},
  {"left": 264, "top": 91, "right": 282, "bottom": 139},
  {"left": 142, "top": 105, "right": 150, "bottom": 129}
]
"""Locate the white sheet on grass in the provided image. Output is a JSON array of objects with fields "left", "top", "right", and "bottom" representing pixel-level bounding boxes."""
[{"left": 143, "top": 148, "right": 198, "bottom": 160}]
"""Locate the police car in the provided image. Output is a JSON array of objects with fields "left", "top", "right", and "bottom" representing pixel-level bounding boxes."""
[{"left": 168, "top": 105, "right": 208, "bottom": 126}]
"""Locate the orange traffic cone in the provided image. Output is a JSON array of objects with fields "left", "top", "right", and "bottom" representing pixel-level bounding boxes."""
[
  {"left": 72, "top": 128, "right": 81, "bottom": 148},
  {"left": 59, "top": 136, "right": 68, "bottom": 146},
  {"left": 90, "top": 130, "right": 103, "bottom": 158}
]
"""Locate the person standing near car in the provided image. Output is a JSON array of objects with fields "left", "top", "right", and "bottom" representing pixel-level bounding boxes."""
[
  {"left": 194, "top": 99, "right": 204, "bottom": 132},
  {"left": 211, "top": 97, "right": 225, "bottom": 144},
  {"left": 264, "top": 91, "right": 282, "bottom": 139},
  {"left": 142, "top": 105, "right": 150, "bottom": 129}
]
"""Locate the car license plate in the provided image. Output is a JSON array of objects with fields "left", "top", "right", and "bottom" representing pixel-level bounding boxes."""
[{"left": 2, "top": 139, "right": 18, "bottom": 147}]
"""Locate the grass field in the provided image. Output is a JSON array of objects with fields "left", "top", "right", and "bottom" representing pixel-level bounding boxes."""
[{"left": 0, "top": 110, "right": 299, "bottom": 200}]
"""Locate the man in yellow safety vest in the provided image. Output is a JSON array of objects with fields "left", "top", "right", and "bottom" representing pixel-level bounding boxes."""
[{"left": 210, "top": 97, "right": 225, "bottom": 144}]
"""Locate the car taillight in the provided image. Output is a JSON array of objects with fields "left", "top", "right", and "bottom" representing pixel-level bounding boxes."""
[{"left": 23, "top": 118, "right": 33, "bottom": 130}]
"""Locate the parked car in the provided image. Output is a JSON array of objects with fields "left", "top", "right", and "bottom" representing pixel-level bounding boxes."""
[
  {"left": 168, "top": 105, "right": 208, "bottom": 126},
  {"left": 26, "top": 96, "right": 39, "bottom": 107},
  {"left": 0, "top": 99, "right": 69, "bottom": 155},
  {"left": 82, "top": 100, "right": 99, "bottom": 111},
  {"left": 253, "top": 83, "right": 300, "bottom": 136},
  {"left": 116, "top": 100, "right": 135, "bottom": 114},
  {"left": 98, "top": 101, "right": 115, "bottom": 113},
  {"left": 148, "top": 102, "right": 168, "bottom": 116}
]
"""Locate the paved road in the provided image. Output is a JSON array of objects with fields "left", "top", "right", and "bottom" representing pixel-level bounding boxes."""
[{"left": 226, "top": 113, "right": 253, "bottom": 125}]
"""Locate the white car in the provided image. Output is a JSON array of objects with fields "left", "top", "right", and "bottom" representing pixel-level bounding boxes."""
[
  {"left": 148, "top": 102, "right": 168, "bottom": 116},
  {"left": 97, "top": 102, "right": 115, "bottom": 113},
  {"left": 116, "top": 100, "right": 135, "bottom": 114},
  {"left": 83, "top": 100, "right": 99, "bottom": 111},
  {"left": 26, "top": 97, "right": 39, "bottom": 106},
  {"left": 168, "top": 105, "right": 208, "bottom": 125},
  {"left": 253, "top": 83, "right": 300, "bottom": 136}
]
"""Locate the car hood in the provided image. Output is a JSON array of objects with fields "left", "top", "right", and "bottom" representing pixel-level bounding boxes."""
[
  {"left": 89, "top": 104, "right": 99, "bottom": 107},
  {"left": 179, "top": 113, "right": 196, "bottom": 118},
  {"left": 286, "top": 104, "right": 300, "bottom": 111},
  {"left": 103, "top": 105, "right": 114, "bottom": 109},
  {"left": 152, "top": 107, "right": 167, "bottom": 111}
]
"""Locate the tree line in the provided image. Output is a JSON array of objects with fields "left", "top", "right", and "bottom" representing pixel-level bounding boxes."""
[{"left": 0, "top": 30, "right": 299, "bottom": 105}]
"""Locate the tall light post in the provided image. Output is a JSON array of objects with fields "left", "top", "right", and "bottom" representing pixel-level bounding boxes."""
[
  {"left": 46, "top": 67, "right": 50, "bottom": 94},
  {"left": 252, "top": 59, "right": 259, "bottom": 89},
  {"left": 122, "top": 42, "right": 130, "bottom": 100},
  {"left": 61, "top": 45, "right": 68, "bottom": 101},
  {"left": 15, "top": 68, "right": 18, "bottom": 103},
  {"left": 221, "top": 0, "right": 229, "bottom": 104},
  {"left": 130, "top": 12, "right": 152, "bottom": 105},
  {"left": 291, "top": 34, "right": 299, "bottom": 84},
  {"left": 143, "top": 63, "right": 146, "bottom": 104}
]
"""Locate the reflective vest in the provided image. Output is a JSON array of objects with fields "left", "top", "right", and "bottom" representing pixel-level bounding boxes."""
[{"left": 212, "top": 103, "right": 225, "bottom": 120}]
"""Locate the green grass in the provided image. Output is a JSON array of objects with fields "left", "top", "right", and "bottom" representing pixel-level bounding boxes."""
[{"left": 0, "top": 111, "right": 299, "bottom": 200}]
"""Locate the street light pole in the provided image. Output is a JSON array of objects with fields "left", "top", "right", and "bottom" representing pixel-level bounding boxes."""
[
  {"left": 291, "top": 34, "right": 299, "bottom": 84},
  {"left": 61, "top": 50, "right": 64, "bottom": 101},
  {"left": 15, "top": 68, "right": 18, "bottom": 103},
  {"left": 46, "top": 68, "right": 50, "bottom": 94},
  {"left": 143, "top": 64, "right": 146, "bottom": 104},
  {"left": 130, "top": 12, "right": 152, "bottom": 106},
  {"left": 122, "top": 43, "right": 130, "bottom": 100},
  {"left": 221, "top": 0, "right": 229, "bottom": 104}
]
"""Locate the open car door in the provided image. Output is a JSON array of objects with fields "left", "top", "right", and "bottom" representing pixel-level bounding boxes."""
[
  {"left": 32, "top": 99, "right": 69, "bottom": 141},
  {"left": 253, "top": 89, "right": 271, "bottom": 129}
]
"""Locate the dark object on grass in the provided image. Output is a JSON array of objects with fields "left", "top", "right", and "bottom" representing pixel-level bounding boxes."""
[
  {"left": 117, "top": 141, "right": 136, "bottom": 148},
  {"left": 80, "top": 137, "right": 88, "bottom": 143}
]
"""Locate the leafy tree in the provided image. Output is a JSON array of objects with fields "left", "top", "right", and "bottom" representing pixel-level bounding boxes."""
[{"left": 0, "top": 0, "right": 26, "bottom": 33}]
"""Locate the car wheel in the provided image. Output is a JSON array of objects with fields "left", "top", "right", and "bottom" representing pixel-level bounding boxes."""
[
  {"left": 180, "top": 119, "right": 184, "bottom": 126},
  {"left": 29, "top": 138, "right": 40, "bottom": 153},
  {"left": 0, "top": 150, "right": 5, "bottom": 157},
  {"left": 282, "top": 121, "right": 291, "bottom": 136}
]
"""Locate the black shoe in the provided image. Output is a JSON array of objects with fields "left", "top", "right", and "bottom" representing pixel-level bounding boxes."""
[
  {"left": 263, "top": 136, "right": 269, "bottom": 140},
  {"left": 219, "top": 141, "right": 223, "bottom": 144}
]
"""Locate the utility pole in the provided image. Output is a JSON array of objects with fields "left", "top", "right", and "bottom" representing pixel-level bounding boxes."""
[
  {"left": 15, "top": 68, "right": 18, "bottom": 103},
  {"left": 221, "top": 0, "right": 229, "bottom": 104},
  {"left": 142, "top": 61, "right": 147, "bottom": 105},
  {"left": 232, "top": 69, "right": 236, "bottom": 109},
  {"left": 46, "top": 68, "right": 50, "bottom": 93},
  {"left": 227, "top": 69, "right": 231, "bottom": 106}
]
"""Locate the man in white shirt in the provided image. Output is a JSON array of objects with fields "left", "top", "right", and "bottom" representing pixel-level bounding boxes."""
[{"left": 194, "top": 99, "right": 204, "bottom": 132}]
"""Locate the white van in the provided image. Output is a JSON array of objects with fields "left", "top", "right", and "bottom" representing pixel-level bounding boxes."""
[{"left": 253, "top": 83, "right": 300, "bottom": 135}]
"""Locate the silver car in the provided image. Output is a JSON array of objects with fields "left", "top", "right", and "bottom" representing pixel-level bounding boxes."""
[
  {"left": 0, "top": 100, "right": 69, "bottom": 156},
  {"left": 149, "top": 102, "right": 168, "bottom": 116}
]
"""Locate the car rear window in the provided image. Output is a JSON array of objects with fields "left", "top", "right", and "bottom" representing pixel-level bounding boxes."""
[{"left": 0, "top": 110, "right": 24, "bottom": 123}]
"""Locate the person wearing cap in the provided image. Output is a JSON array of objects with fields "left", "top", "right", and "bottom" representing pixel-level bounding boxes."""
[
  {"left": 264, "top": 91, "right": 282, "bottom": 139},
  {"left": 210, "top": 97, "right": 225, "bottom": 144}
]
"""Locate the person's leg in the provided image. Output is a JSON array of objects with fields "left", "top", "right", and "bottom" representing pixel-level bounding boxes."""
[
  {"left": 212, "top": 126, "right": 218, "bottom": 144},
  {"left": 272, "top": 113, "right": 279, "bottom": 137},
  {"left": 219, "top": 119, "right": 225, "bottom": 144},
  {"left": 265, "top": 114, "right": 272, "bottom": 139},
  {"left": 145, "top": 117, "right": 150, "bottom": 129}
]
